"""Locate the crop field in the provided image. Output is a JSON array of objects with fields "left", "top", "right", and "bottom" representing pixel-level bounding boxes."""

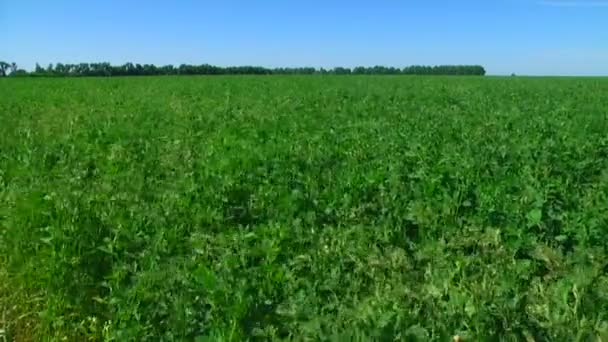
[{"left": 1, "top": 75, "right": 608, "bottom": 341}]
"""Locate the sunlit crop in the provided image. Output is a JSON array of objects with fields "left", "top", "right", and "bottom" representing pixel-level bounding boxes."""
[{"left": 1, "top": 75, "right": 608, "bottom": 340}]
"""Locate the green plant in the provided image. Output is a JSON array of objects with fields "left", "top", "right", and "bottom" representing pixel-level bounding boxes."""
[{"left": 1, "top": 75, "right": 607, "bottom": 340}]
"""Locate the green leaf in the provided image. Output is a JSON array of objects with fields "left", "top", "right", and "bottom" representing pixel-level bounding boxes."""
[{"left": 527, "top": 209, "right": 542, "bottom": 225}]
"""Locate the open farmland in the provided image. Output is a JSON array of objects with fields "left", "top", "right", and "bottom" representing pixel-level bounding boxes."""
[{"left": 1, "top": 75, "right": 608, "bottom": 340}]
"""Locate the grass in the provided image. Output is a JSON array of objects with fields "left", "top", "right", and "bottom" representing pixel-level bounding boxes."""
[{"left": 1, "top": 75, "right": 608, "bottom": 341}]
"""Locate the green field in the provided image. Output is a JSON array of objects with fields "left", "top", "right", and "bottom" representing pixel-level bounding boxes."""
[{"left": 1, "top": 76, "right": 608, "bottom": 341}]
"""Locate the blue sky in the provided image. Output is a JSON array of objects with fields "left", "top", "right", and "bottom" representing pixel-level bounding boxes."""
[{"left": 1, "top": 0, "right": 607, "bottom": 75}]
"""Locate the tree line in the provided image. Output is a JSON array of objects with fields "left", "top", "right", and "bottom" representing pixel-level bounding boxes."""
[{"left": 0, "top": 61, "right": 486, "bottom": 77}]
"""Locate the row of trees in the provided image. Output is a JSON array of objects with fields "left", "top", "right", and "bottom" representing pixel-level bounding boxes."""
[{"left": 1, "top": 61, "right": 486, "bottom": 77}]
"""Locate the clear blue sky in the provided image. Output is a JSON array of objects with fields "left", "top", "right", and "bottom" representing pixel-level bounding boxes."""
[{"left": 1, "top": 0, "right": 607, "bottom": 75}]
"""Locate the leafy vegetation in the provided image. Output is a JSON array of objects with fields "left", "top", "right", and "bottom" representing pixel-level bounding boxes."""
[
  {"left": 0, "top": 61, "right": 20, "bottom": 77},
  {"left": 1, "top": 75, "right": 608, "bottom": 341},
  {"left": 5, "top": 62, "right": 485, "bottom": 77}
]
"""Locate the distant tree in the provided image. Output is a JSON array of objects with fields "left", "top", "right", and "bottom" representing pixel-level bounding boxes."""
[
  {"left": 332, "top": 67, "right": 351, "bottom": 75},
  {"left": 9, "top": 62, "right": 17, "bottom": 74},
  {"left": 159, "top": 65, "right": 175, "bottom": 75},
  {"left": 0, "top": 61, "right": 9, "bottom": 76},
  {"left": 10, "top": 69, "right": 28, "bottom": 77},
  {"left": 76, "top": 63, "right": 90, "bottom": 76},
  {"left": 34, "top": 63, "right": 44, "bottom": 74},
  {"left": 55, "top": 63, "right": 66, "bottom": 75},
  {"left": 352, "top": 66, "right": 368, "bottom": 75}
]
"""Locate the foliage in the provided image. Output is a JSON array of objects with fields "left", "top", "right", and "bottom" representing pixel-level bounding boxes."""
[
  {"left": 13, "top": 62, "right": 486, "bottom": 77},
  {"left": 0, "top": 61, "right": 18, "bottom": 77},
  {"left": 1, "top": 75, "right": 607, "bottom": 341}
]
